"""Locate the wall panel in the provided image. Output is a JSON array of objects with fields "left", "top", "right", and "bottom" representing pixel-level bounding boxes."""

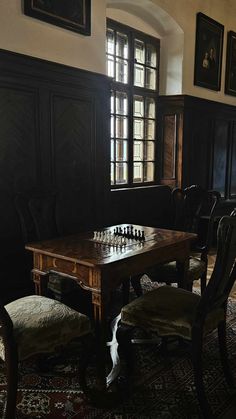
[{"left": 0, "top": 49, "right": 110, "bottom": 302}]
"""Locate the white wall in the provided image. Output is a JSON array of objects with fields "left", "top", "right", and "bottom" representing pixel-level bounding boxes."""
[
  {"left": 0, "top": 0, "right": 107, "bottom": 74},
  {"left": 0, "top": 0, "right": 236, "bottom": 105},
  {"left": 151, "top": 0, "right": 236, "bottom": 105},
  {"left": 107, "top": 0, "right": 236, "bottom": 105}
]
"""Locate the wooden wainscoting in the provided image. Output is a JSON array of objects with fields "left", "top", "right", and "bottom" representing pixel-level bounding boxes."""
[{"left": 0, "top": 49, "right": 110, "bottom": 302}]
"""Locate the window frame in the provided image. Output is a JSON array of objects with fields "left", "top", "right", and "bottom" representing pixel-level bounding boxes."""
[{"left": 107, "top": 18, "right": 161, "bottom": 189}]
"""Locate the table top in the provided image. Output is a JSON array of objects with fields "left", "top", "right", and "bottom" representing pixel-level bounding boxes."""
[{"left": 25, "top": 224, "right": 196, "bottom": 268}]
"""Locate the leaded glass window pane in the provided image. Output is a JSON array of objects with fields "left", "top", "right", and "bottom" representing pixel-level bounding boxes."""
[
  {"left": 107, "top": 29, "right": 115, "bottom": 54},
  {"left": 133, "top": 162, "right": 143, "bottom": 183},
  {"left": 111, "top": 163, "right": 115, "bottom": 185},
  {"left": 116, "top": 58, "right": 128, "bottom": 83},
  {"left": 111, "top": 140, "right": 115, "bottom": 161},
  {"left": 116, "top": 32, "right": 128, "bottom": 59},
  {"left": 116, "top": 116, "right": 128, "bottom": 139},
  {"left": 144, "top": 162, "right": 154, "bottom": 182},
  {"left": 146, "top": 44, "right": 157, "bottom": 67},
  {"left": 134, "top": 119, "right": 144, "bottom": 139},
  {"left": 116, "top": 140, "right": 128, "bottom": 161},
  {"left": 134, "top": 39, "right": 145, "bottom": 64},
  {"left": 145, "top": 67, "right": 156, "bottom": 90},
  {"left": 116, "top": 163, "right": 128, "bottom": 184},
  {"left": 145, "top": 98, "right": 155, "bottom": 118},
  {"left": 133, "top": 96, "right": 144, "bottom": 117},
  {"left": 144, "top": 141, "right": 155, "bottom": 161},
  {"left": 116, "top": 92, "right": 128, "bottom": 115},
  {"left": 133, "top": 141, "right": 144, "bottom": 161},
  {"left": 145, "top": 120, "right": 155, "bottom": 140},
  {"left": 134, "top": 64, "right": 145, "bottom": 87},
  {"left": 110, "top": 115, "right": 114, "bottom": 138},
  {"left": 107, "top": 55, "right": 114, "bottom": 78},
  {"left": 111, "top": 92, "right": 115, "bottom": 114}
]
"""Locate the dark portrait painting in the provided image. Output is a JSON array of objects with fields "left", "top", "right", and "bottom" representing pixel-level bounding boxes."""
[
  {"left": 24, "top": 0, "right": 91, "bottom": 35},
  {"left": 194, "top": 13, "right": 224, "bottom": 91},
  {"left": 225, "top": 31, "right": 236, "bottom": 96}
]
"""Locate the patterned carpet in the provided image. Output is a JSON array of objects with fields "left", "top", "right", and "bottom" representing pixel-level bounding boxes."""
[{"left": 1, "top": 257, "right": 236, "bottom": 418}]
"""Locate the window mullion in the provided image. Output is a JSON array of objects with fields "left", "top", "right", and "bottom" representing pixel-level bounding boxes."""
[{"left": 129, "top": 30, "right": 135, "bottom": 187}]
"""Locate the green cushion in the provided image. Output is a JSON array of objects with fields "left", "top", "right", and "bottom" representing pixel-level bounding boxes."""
[
  {"left": 147, "top": 257, "right": 206, "bottom": 284},
  {"left": 121, "top": 286, "right": 224, "bottom": 340},
  {"left": 0, "top": 295, "right": 91, "bottom": 361}
]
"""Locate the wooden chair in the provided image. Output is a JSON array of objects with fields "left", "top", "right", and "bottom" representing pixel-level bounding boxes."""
[
  {"left": 0, "top": 294, "right": 93, "bottom": 419},
  {"left": 135, "top": 186, "right": 221, "bottom": 295},
  {"left": 15, "top": 191, "right": 79, "bottom": 303},
  {"left": 117, "top": 211, "right": 236, "bottom": 418}
]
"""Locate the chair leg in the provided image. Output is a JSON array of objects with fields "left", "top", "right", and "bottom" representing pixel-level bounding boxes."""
[
  {"left": 192, "top": 328, "right": 213, "bottom": 418},
  {"left": 122, "top": 279, "right": 130, "bottom": 306},
  {"left": 218, "top": 320, "right": 234, "bottom": 387},
  {"left": 130, "top": 274, "right": 143, "bottom": 297},
  {"left": 78, "top": 333, "right": 94, "bottom": 396},
  {"left": 200, "top": 271, "right": 207, "bottom": 295},
  {"left": 116, "top": 323, "right": 134, "bottom": 380},
  {"left": 4, "top": 342, "right": 18, "bottom": 419}
]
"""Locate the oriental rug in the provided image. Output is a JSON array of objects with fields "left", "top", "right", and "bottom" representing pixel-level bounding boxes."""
[{"left": 1, "top": 274, "right": 236, "bottom": 418}]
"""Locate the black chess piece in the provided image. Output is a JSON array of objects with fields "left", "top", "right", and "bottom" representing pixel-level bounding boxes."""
[
  {"left": 130, "top": 225, "right": 134, "bottom": 236},
  {"left": 141, "top": 231, "right": 145, "bottom": 241},
  {"left": 126, "top": 226, "right": 131, "bottom": 238}
]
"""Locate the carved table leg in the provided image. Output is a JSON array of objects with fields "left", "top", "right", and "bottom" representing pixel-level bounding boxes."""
[
  {"left": 92, "top": 290, "right": 107, "bottom": 391},
  {"left": 32, "top": 269, "right": 49, "bottom": 296}
]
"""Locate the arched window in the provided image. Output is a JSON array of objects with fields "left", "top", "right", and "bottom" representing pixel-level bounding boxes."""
[{"left": 106, "top": 19, "right": 160, "bottom": 187}]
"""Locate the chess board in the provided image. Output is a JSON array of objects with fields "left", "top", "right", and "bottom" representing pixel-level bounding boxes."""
[{"left": 89, "top": 226, "right": 146, "bottom": 247}]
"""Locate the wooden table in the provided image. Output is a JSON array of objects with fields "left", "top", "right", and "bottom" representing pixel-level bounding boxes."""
[{"left": 25, "top": 224, "right": 196, "bottom": 389}]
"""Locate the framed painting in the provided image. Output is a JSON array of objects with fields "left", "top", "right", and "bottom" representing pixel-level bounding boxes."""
[
  {"left": 225, "top": 31, "right": 236, "bottom": 96},
  {"left": 194, "top": 13, "right": 224, "bottom": 91},
  {"left": 24, "top": 0, "right": 91, "bottom": 36}
]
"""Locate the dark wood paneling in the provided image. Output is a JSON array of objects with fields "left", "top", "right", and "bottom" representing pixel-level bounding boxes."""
[
  {"left": 0, "top": 49, "right": 110, "bottom": 302},
  {"left": 158, "top": 94, "right": 236, "bottom": 200},
  {"left": 162, "top": 115, "right": 176, "bottom": 180},
  {"left": 109, "top": 185, "right": 173, "bottom": 229},
  {"left": 212, "top": 120, "right": 229, "bottom": 197},
  {"left": 230, "top": 122, "right": 236, "bottom": 198},
  {"left": 0, "top": 86, "right": 39, "bottom": 192},
  {"left": 52, "top": 93, "right": 96, "bottom": 234}
]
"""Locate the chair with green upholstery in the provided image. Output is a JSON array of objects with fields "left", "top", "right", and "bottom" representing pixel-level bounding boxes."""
[
  {"left": 117, "top": 211, "right": 236, "bottom": 418},
  {"left": 0, "top": 294, "right": 93, "bottom": 419}
]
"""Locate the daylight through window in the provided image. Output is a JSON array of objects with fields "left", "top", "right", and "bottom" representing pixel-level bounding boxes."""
[{"left": 106, "top": 19, "right": 160, "bottom": 187}]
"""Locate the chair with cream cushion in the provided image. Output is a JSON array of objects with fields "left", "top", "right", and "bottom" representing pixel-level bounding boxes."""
[
  {"left": 117, "top": 212, "right": 236, "bottom": 418},
  {"left": 0, "top": 294, "right": 92, "bottom": 419}
]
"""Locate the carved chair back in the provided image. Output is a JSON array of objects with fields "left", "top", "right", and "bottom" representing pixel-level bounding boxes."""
[
  {"left": 195, "top": 211, "right": 236, "bottom": 324},
  {"left": 172, "top": 185, "right": 220, "bottom": 252},
  {"left": 15, "top": 190, "right": 58, "bottom": 243}
]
